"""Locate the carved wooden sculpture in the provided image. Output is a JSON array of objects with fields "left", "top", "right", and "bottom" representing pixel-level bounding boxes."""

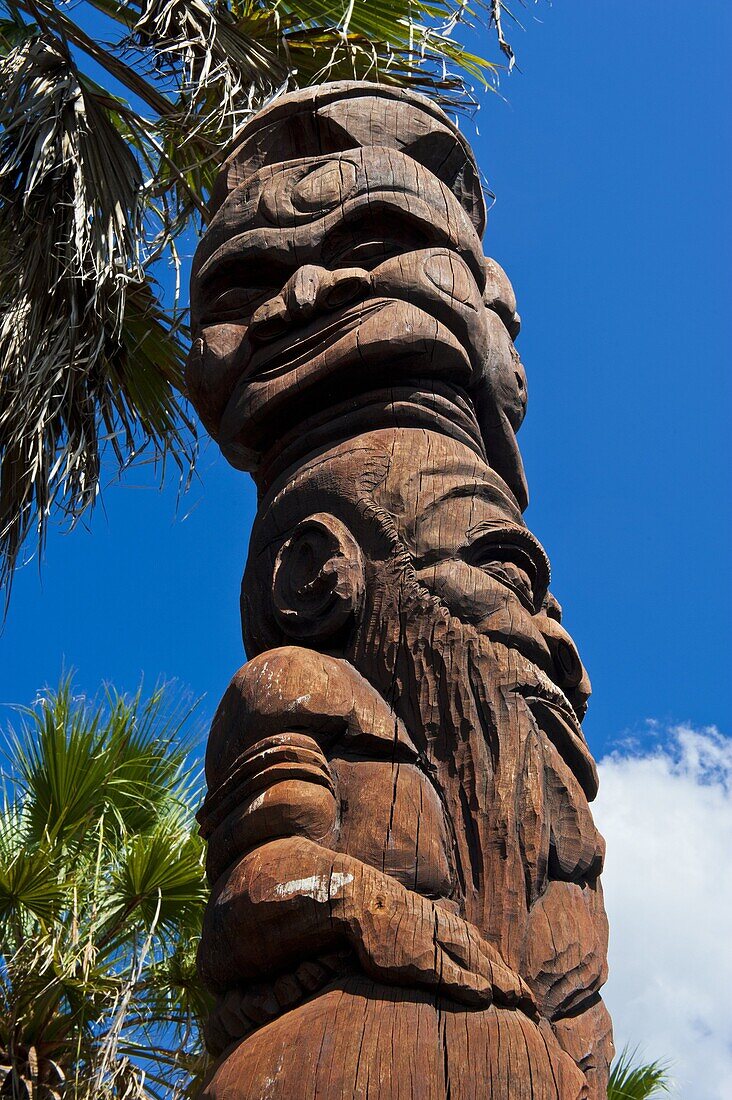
[{"left": 188, "top": 82, "right": 613, "bottom": 1100}]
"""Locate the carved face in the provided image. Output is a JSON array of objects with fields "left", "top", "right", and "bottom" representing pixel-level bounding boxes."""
[
  {"left": 361, "top": 431, "right": 596, "bottom": 800},
  {"left": 190, "top": 149, "right": 480, "bottom": 453},
  {"left": 376, "top": 432, "right": 589, "bottom": 713},
  {"left": 243, "top": 429, "right": 588, "bottom": 717},
  {"left": 189, "top": 149, "right": 529, "bottom": 506},
  {"left": 374, "top": 431, "right": 555, "bottom": 673}
]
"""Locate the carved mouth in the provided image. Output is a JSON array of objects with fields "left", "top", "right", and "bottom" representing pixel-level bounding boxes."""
[
  {"left": 219, "top": 296, "right": 473, "bottom": 456},
  {"left": 244, "top": 300, "right": 388, "bottom": 383}
]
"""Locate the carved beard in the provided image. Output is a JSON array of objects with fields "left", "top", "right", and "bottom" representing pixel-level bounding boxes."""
[{"left": 346, "top": 551, "right": 548, "bottom": 969}]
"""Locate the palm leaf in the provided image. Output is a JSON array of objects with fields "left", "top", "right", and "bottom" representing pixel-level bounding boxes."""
[
  {"left": 0, "top": 676, "right": 207, "bottom": 1093},
  {"left": 0, "top": 839, "right": 69, "bottom": 926},
  {"left": 7, "top": 677, "right": 198, "bottom": 846},
  {"left": 104, "top": 825, "right": 206, "bottom": 941},
  {"left": 608, "top": 1047, "right": 672, "bottom": 1099},
  {"left": 0, "top": 32, "right": 195, "bottom": 596}
]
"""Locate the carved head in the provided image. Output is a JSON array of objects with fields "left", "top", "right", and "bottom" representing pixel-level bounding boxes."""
[
  {"left": 242, "top": 428, "right": 590, "bottom": 720},
  {"left": 188, "top": 82, "right": 529, "bottom": 508}
]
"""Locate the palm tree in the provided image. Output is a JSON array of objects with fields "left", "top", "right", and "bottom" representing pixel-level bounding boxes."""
[
  {"left": 0, "top": 0, "right": 519, "bottom": 595},
  {"left": 0, "top": 677, "right": 209, "bottom": 1098},
  {"left": 608, "top": 1048, "right": 671, "bottom": 1099}
]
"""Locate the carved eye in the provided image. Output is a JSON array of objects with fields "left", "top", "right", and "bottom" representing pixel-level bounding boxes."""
[
  {"left": 465, "top": 531, "right": 549, "bottom": 613},
  {"left": 322, "top": 210, "right": 430, "bottom": 270},
  {"left": 195, "top": 256, "right": 294, "bottom": 324},
  {"left": 291, "top": 160, "right": 358, "bottom": 213},
  {"left": 202, "top": 286, "right": 270, "bottom": 324},
  {"left": 475, "top": 557, "right": 535, "bottom": 612}
]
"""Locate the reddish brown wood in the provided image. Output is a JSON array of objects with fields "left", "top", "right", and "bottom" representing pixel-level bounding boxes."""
[{"left": 188, "top": 81, "right": 613, "bottom": 1099}]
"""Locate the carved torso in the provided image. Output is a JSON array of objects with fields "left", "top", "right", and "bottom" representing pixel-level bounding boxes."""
[{"left": 189, "top": 82, "right": 613, "bottom": 1100}]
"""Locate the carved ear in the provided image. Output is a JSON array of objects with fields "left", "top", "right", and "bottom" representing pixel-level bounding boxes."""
[{"left": 272, "top": 513, "right": 364, "bottom": 641}]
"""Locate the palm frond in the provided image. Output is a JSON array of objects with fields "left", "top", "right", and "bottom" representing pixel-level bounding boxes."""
[
  {"left": 0, "top": 31, "right": 194, "bottom": 594},
  {"left": 0, "top": 676, "right": 207, "bottom": 1094},
  {"left": 0, "top": 838, "right": 69, "bottom": 926},
  {"left": 6, "top": 676, "right": 199, "bottom": 846},
  {"left": 608, "top": 1047, "right": 672, "bottom": 1100},
  {"left": 104, "top": 826, "right": 206, "bottom": 943}
]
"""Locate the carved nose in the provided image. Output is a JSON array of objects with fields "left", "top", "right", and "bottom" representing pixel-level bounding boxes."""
[
  {"left": 285, "top": 265, "right": 369, "bottom": 320},
  {"left": 249, "top": 266, "right": 370, "bottom": 344},
  {"left": 539, "top": 615, "right": 586, "bottom": 691}
]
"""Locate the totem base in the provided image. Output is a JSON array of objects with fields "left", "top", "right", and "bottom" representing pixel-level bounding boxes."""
[{"left": 200, "top": 976, "right": 591, "bottom": 1100}]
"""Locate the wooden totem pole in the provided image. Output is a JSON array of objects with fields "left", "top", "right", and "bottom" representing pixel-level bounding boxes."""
[{"left": 188, "top": 82, "right": 613, "bottom": 1100}]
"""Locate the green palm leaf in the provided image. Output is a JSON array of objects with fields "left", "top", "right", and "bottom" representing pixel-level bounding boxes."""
[
  {"left": 0, "top": 839, "right": 69, "bottom": 924},
  {"left": 608, "top": 1047, "right": 672, "bottom": 1099},
  {"left": 7, "top": 676, "right": 196, "bottom": 845},
  {"left": 105, "top": 825, "right": 206, "bottom": 939},
  {"left": 0, "top": 676, "right": 209, "bottom": 1093}
]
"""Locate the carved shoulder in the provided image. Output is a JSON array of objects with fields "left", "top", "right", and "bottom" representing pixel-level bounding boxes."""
[{"left": 205, "top": 647, "right": 417, "bottom": 794}]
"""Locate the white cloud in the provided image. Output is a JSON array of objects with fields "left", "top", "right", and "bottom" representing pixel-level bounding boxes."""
[{"left": 594, "top": 724, "right": 732, "bottom": 1099}]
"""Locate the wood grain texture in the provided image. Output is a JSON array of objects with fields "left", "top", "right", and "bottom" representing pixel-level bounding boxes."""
[{"left": 188, "top": 81, "right": 612, "bottom": 1099}]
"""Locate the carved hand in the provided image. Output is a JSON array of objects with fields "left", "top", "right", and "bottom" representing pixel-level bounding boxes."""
[
  {"left": 204, "top": 952, "right": 350, "bottom": 1055},
  {"left": 353, "top": 878, "right": 537, "bottom": 1014}
]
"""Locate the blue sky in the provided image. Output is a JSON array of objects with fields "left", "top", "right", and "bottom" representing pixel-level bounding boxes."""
[{"left": 2, "top": 5, "right": 731, "bottom": 1092}]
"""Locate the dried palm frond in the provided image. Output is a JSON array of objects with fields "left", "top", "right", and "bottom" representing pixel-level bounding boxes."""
[{"left": 0, "top": 33, "right": 193, "bottom": 595}]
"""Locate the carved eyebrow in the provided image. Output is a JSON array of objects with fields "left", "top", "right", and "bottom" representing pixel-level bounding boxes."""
[
  {"left": 197, "top": 252, "right": 294, "bottom": 294},
  {"left": 465, "top": 522, "right": 551, "bottom": 601},
  {"left": 420, "top": 481, "right": 524, "bottom": 523}
]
